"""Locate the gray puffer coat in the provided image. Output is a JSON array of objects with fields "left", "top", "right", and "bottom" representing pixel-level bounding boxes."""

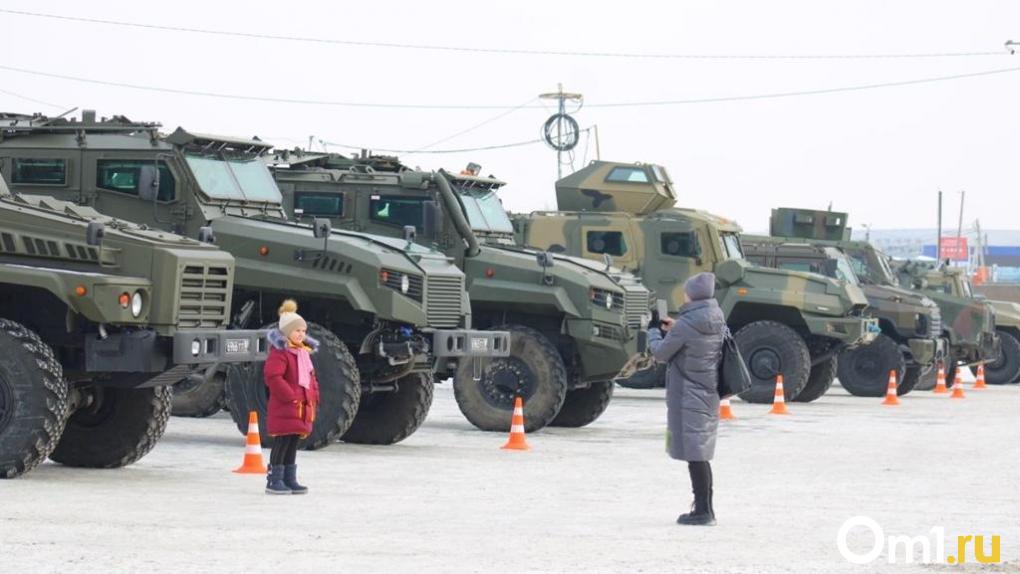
[{"left": 648, "top": 299, "right": 726, "bottom": 461}]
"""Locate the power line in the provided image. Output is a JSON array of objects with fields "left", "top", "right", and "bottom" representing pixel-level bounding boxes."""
[
  {"left": 0, "top": 8, "right": 1011, "bottom": 61},
  {"left": 0, "top": 88, "right": 65, "bottom": 110},
  {"left": 3, "top": 64, "right": 1019, "bottom": 112},
  {"left": 413, "top": 97, "right": 538, "bottom": 151},
  {"left": 319, "top": 136, "right": 550, "bottom": 155}
]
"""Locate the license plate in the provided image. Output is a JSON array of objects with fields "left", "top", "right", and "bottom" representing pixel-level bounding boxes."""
[
  {"left": 226, "top": 339, "right": 250, "bottom": 354},
  {"left": 470, "top": 338, "right": 489, "bottom": 352}
]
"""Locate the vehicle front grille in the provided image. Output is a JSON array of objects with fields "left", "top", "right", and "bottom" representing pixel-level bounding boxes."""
[
  {"left": 381, "top": 269, "right": 424, "bottom": 302},
  {"left": 178, "top": 264, "right": 230, "bottom": 329},
  {"left": 425, "top": 275, "right": 464, "bottom": 329},
  {"left": 591, "top": 288, "right": 625, "bottom": 314},
  {"left": 928, "top": 306, "right": 942, "bottom": 338},
  {"left": 623, "top": 289, "right": 647, "bottom": 329}
]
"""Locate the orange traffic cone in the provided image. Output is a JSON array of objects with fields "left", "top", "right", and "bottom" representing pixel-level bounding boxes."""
[
  {"left": 233, "top": 411, "right": 268, "bottom": 474},
  {"left": 973, "top": 364, "right": 987, "bottom": 389},
  {"left": 768, "top": 375, "right": 789, "bottom": 415},
  {"left": 719, "top": 397, "right": 735, "bottom": 420},
  {"left": 501, "top": 397, "right": 530, "bottom": 450},
  {"left": 933, "top": 362, "right": 949, "bottom": 394},
  {"left": 950, "top": 370, "right": 966, "bottom": 399},
  {"left": 881, "top": 370, "right": 900, "bottom": 406}
]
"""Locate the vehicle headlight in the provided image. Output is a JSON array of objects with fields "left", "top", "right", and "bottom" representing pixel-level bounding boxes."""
[
  {"left": 191, "top": 339, "right": 202, "bottom": 357},
  {"left": 131, "top": 291, "right": 144, "bottom": 318},
  {"left": 605, "top": 293, "right": 614, "bottom": 310},
  {"left": 401, "top": 274, "right": 410, "bottom": 294}
]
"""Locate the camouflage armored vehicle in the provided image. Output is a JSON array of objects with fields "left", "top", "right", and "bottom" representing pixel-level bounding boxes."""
[
  {"left": 266, "top": 150, "right": 651, "bottom": 431},
  {"left": 514, "top": 161, "right": 878, "bottom": 403},
  {"left": 894, "top": 260, "right": 1018, "bottom": 385},
  {"left": 768, "top": 208, "right": 1004, "bottom": 388},
  {"left": 742, "top": 233, "right": 943, "bottom": 396},
  {"left": 0, "top": 177, "right": 265, "bottom": 478},
  {"left": 0, "top": 111, "right": 509, "bottom": 448}
]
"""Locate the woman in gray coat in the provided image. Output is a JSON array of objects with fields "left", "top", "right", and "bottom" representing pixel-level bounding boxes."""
[{"left": 647, "top": 272, "right": 726, "bottom": 526}]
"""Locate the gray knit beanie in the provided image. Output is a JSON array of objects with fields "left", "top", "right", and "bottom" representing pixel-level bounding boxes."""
[{"left": 683, "top": 272, "right": 716, "bottom": 301}]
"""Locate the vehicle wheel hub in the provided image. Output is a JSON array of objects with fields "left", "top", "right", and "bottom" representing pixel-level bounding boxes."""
[
  {"left": 480, "top": 358, "right": 537, "bottom": 409},
  {"left": 748, "top": 347, "right": 782, "bottom": 380}
]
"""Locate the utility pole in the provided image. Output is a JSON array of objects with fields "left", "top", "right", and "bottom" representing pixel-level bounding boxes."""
[
  {"left": 936, "top": 190, "right": 943, "bottom": 266},
  {"left": 539, "top": 84, "right": 583, "bottom": 179},
  {"left": 955, "top": 190, "right": 966, "bottom": 268}
]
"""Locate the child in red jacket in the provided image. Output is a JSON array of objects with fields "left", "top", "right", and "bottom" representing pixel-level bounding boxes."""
[{"left": 263, "top": 299, "right": 320, "bottom": 495}]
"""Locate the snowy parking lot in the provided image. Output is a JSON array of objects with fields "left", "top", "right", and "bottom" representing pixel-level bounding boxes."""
[{"left": 2, "top": 379, "right": 1018, "bottom": 574}]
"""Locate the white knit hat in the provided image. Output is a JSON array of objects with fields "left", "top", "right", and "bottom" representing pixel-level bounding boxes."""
[{"left": 277, "top": 299, "right": 307, "bottom": 337}]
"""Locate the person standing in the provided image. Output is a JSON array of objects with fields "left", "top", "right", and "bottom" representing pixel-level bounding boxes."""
[
  {"left": 263, "top": 299, "right": 320, "bottom": 495},
  {"left": 647, "top": 272, "right": 726, "bottom": 525}
]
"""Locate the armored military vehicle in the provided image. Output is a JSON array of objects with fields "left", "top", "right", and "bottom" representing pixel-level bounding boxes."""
[
  {"left": 742, "top": 234, "right": 943, "bottom": 396},
  {"left": 0, "top": 177, "right": 265, "bottom": 478},
  {"left": 894, "top": 260, "right": 1018, "bottom": 384},
  {"left": 514, "top": 161, "right": 878, "bottom": 403},
  {"left": 0, "top": 111, "right": 509, "bottom": 448},
  {"left": 768, "top": 208, "right": 1004, "bottom": 388},
  {"left": 266, "top": 150, "right": 651, "bottom": 431}
]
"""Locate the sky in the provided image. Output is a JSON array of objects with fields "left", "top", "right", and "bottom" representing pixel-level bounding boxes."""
[{"left": 1, "top": 1, "right": 1018, "bottom": 232}]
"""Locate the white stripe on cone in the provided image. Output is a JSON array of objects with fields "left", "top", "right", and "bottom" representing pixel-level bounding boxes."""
[
  {"left": 248, "top": 423, "right": 259, "bottom": 433},
  {"left": 510, "top": 424, "right": 525, "bottom": 433},
  {"left": 245, "top": 444, "right": 262, "bottom": 455}
]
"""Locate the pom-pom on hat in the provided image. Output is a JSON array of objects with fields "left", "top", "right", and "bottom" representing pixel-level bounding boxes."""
[{"left": 278, "top": 299, "right": 307, "bottom": 337}]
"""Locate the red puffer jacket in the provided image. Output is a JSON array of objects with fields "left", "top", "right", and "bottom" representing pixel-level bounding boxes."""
[{"left": 263, "top": 329, "right": 321, "bottom": 437}]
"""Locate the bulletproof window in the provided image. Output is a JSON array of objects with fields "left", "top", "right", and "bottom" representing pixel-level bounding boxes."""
[
  {"left": 660, "top": 232, "right": 700, "bottom": 257},
  {"left": 294, "top": 192, "right": 343, "bottom": 217},
  {"left": 369, "top": 196, "right": 425, "bottom": 229},
  {"left": 778, "top": 261, "right": 819, "bottom": 274},
  {"left": 586, "top": 231, "right": 628, "bottom": 256},
  {"left": 12, "top": 159, "right": 66, "bottom": 185},
  {"left": 605, "top": 167, "right": 649, "bottom": 183},
  {"left": 96, "top": 160, "right": 176, "bottom": 201}
]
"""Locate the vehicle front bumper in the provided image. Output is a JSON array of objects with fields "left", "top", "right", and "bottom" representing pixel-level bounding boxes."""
[
  {"left": 429, "top": 329, "right": 511, "bottom": 358},
  {"left": 172, "top": 329, "right": 269, "bottom": 364},
  {"left": 85, "top": 328, "right": 268, "bottom": 373},
  {"left": 566, "top": 318, "right": 636, "bottom": 383},
  {"left": 803, "top": 315, "right": 881, "bottom": 346},
  {"left": 905, "top": 337, "right": 939, "bottom": 367}
]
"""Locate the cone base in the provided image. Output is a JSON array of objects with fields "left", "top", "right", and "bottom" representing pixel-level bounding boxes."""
[
  {"left": 933, "top": 387, "right": 949, "bottom": 394},
  {"left": 881, "top": 399, "right": 900, "bottom": 406},
  {"left": 768, "top": 407, "right": 789, "bottom": 415},
  {"left": 233, "top": 466, "right": 268, "bottom": 474},
  {"left": 501, "top": 442, "right": 530, "bottom": 451}
]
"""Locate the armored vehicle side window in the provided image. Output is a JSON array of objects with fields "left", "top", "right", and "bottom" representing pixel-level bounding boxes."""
[
  {"left": 12, "top": 159, "right": 66, "bottom": 185},
  {"left": 778, "top": 261, "right": 818, "bottom": 274},
  {"left": 96, "top": 160, "right": 176, "bottom": 201},
  {"left": 605, "top": 167, "right": 649, "bottom": 183},
  {"left": 586, "top": 231, "right": 628, "bottom": 256},
  {"left": 721, "top": 233, "right": 744, "bottom": 260},
  {"left": 660, "top": 232, "right": 699, "bottom": 257},
  {"left": 370, "top": 196, "right": 425, "bottom": 229},
  {"left": 295, "top": 192, "right": 344, "bottom": 217}
]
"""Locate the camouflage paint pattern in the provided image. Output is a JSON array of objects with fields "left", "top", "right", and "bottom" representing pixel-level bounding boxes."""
[
  {"left": 741, "top": 235, "right": 941, "bottom": 367},
  {"left": 514, "top": 161, "right": 877, "bottom": 353},
  {"left": 265, "top": 151, "right": 650, "bottom": 385}
]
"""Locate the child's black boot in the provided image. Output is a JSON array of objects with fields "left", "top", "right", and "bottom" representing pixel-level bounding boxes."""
[
  {"left": 284, "top": 464, "right": 308, "bottom": 494},
  {"left": 265, "top": 465, "right": 291, "bottom": 495}
]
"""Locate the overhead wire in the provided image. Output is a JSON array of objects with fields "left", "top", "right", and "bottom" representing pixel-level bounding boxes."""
[
  {"left": 0, "top": 8, "right": 1011, "bottom": 61},
  {"left": 0, "top": 88, "right": 65, "bottom": 109},
  {"left": 412, "top": 97, "right": 539, "bottom": 151},
  {"left": 2, "top": 64, "right": 1018, "bottom": 110}
]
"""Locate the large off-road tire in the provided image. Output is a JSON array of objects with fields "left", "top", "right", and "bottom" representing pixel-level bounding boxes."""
[
  {"left": 837, "top": 334, "right": 905, "bottom": 397},
  {"left": 793, "top": 356, "right": 837, "bottom": 403},
  {"left": 341, "top": 373, "right": 433, "bottom": 445},
  {"left": 733, "top": 321, "right": 811, "bottom": 404},
  {"left": 550, "top": 380, "right": 614, "bottom": 427},
  {"left": 224, "top": 323, "right": 361, "bottom": 450},
  {"left": 0, "top": 319, "right": 69, "bottom": 479},
  {"left": 453, "top": 324, "right": 567, "bottom": 432},
  {"left": 899, "top": 365, "right": 923, "bottom": 395},
  {"left": 49, "top": 385, "right": 171, "bottom": 468},
  {"left": 170, "top": 371, "right": 225, "bottom": 418},
  {"left": 984, "top": 329, "right": 1020, "bottom": 385}
]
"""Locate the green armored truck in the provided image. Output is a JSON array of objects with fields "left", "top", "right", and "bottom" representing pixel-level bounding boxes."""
[
  {"left": 0, "top": 177, "right": 265, "bottom": 478},
  {"left": 741, "top": 234, "right": 944, "bottom": 396},
  {"left": 514, "top": 161, "right": 879, "bottom": 404},
  {"left": 894, "top": 260, "right": 1017, "bottom": 385},
  {"left": 767, "top": 208, "right": 1005, "bottom": 388},
  {"left": 265, "top": 151, "right": 651, "bottom": 431},
  {"left": 0, "top": 111, "right": 509, "bottom": 447}
]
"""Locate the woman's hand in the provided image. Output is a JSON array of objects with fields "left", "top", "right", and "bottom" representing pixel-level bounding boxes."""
[{"left": 660, "top": 316, "right": 675, "bottom": 330}]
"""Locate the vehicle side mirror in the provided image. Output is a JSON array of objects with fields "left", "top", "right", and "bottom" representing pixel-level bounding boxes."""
[
  {"left": 293, "top": 208, "right": 306, "bottom": 220},
  {"left": 536, "top": 251, "right": 554, "bottom": 268},
  {"left": 138, "top": 164, "right": 160, "bottom": 201},
  {"left": 603, "top": 253, "right": 614, "bottom": 270},
  {"left": 422, "top": 200, "right": 443, "bottom": 239},
  {"left": 312, "top": 218, "right": 331, "bottom": 239},
  {"left": 86, "top": 221, "right": 105, "bottom": 247},
  {"left": 403, "top": 225, "right": 417, "bottom": 243},
  {"left": 198, "top": 226, "right": 216, "bottom": 244}
]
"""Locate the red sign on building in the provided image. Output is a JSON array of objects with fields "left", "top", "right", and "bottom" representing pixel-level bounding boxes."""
[{"left": 939, "top": 236, "right": 969, "bottom": 261}]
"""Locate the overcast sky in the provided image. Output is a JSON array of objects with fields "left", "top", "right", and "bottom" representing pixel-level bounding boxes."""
[{"left": 1, "top": 1, "right": 1018, "bottom": 232}]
